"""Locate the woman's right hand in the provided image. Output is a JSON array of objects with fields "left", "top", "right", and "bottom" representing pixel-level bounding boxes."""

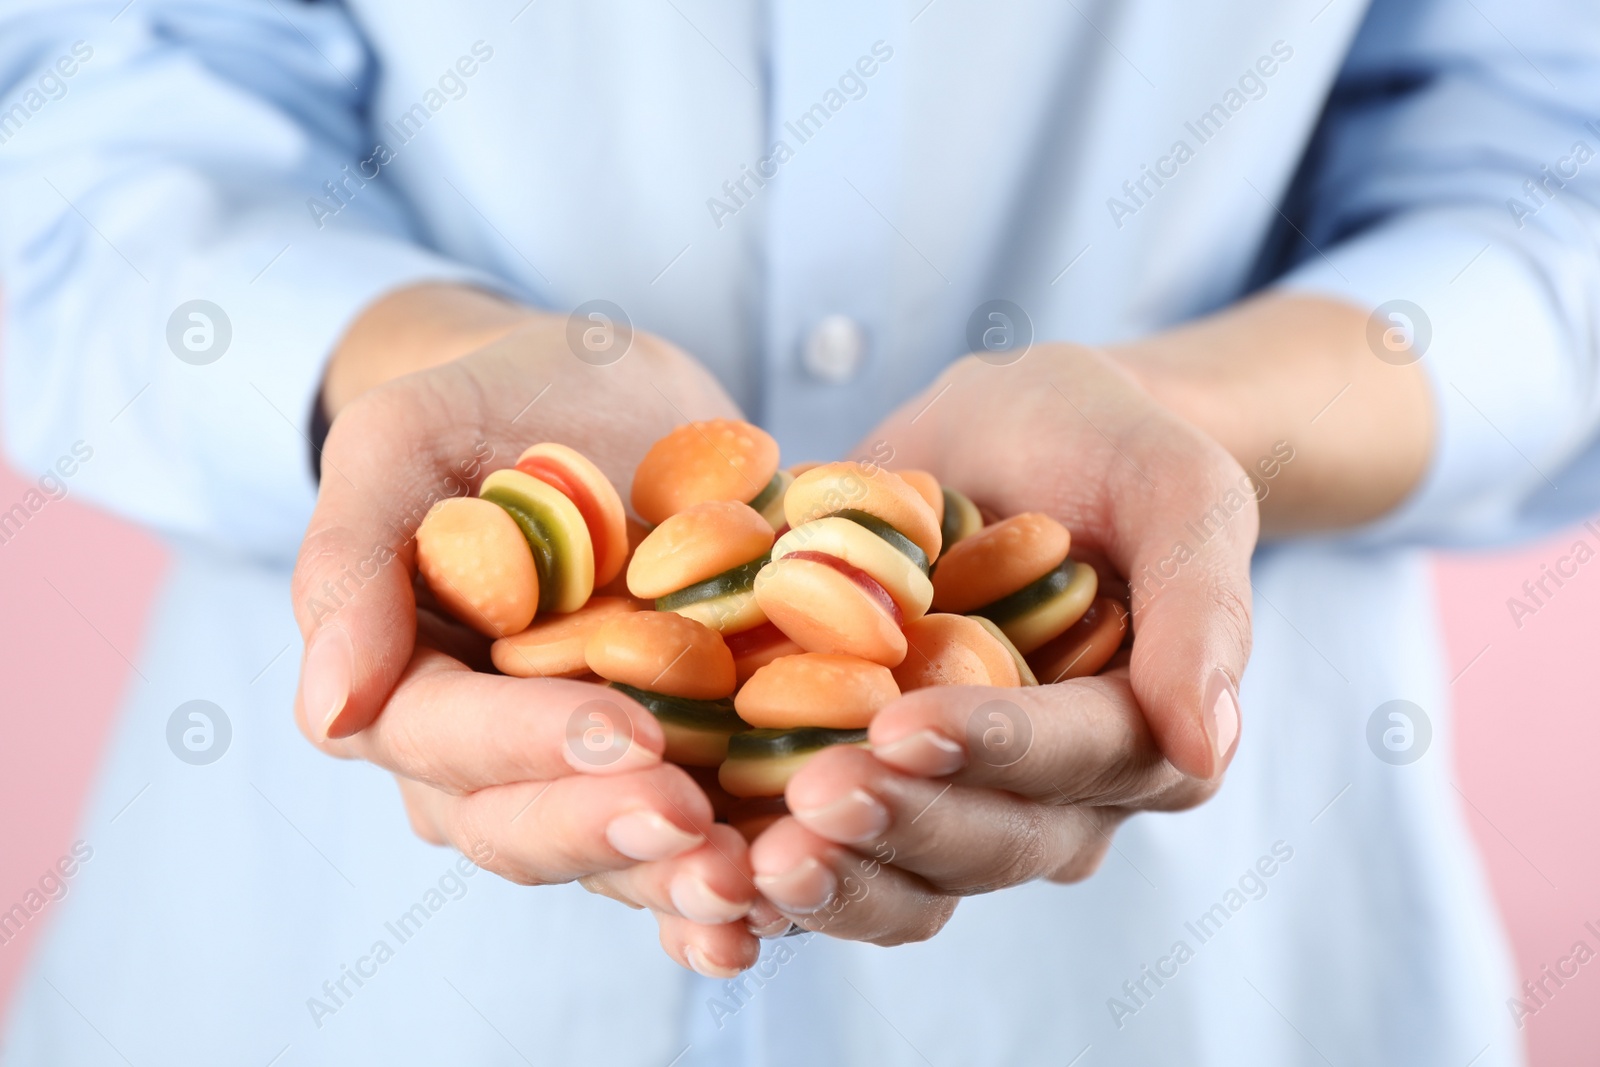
[{"left": 289, "top": 286, "right": 764, "bottom": 976}]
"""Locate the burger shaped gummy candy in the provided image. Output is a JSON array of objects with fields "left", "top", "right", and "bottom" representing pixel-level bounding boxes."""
[
  {"left": 413, "top": 497, "right": 542, "bottom": 638},
  {"left": 719, "top": 653, "right": 898, "bottom": 798},
  {"left": 930, "top": 512, "right": 1098, "bottom": 655},
  {"left": 724, "top": 623, "right": 805, "bottom": 685},
  {"left": 408, "top": 417, "right": 1133, "bottom": 841},
  {"left": 584, "top": 611, "right": 747, "bottom": 767},
  {"left": 938, "top": 484, "right": 983, "bottom": 549},
  {"left": 631, "top": 418, "right": 789, "bottom": 530},
  {"left": 892, "top": 612, "right": 1036, "bottom": 690},
  {"left": 414, "top": 442, "right": 629, "bottom": 636},
  {"left": 510, "top": 442, "right": 631, "bottom": 589},
  {"left": 626, "top": 500, "right": 773, "bottom": 635},
  {"left": 893, "top": 470, "right": 980, "bottom": 552},
  {"left": 490, "top": 596, "right": 641, "bottom": 678},
  {"left": 753, "top": 462, "right": 942, "bottom": 668},
  {"left": 1026, "top": 594, "right": 1129, "bottom": 683}
]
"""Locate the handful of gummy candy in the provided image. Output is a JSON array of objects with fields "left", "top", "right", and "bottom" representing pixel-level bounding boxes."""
[{"left": 415, "top": 419, "right": 1130, "bottom": 836}]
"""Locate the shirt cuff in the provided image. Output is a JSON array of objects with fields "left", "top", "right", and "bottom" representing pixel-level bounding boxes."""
[{"left": 1274, "top": 209, "right": 1579, "bottom": 548}]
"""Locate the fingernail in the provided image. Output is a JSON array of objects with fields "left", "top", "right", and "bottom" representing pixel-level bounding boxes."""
[
  {"left": 670, "top": 873, "right": 750, "bottom": 925},
  {"left": 754, "top": 857, "right": 836, "bottom": 915},
  {"left": 792, "top": 788, "right": 889, "bottom": 844},
  {"left": 1203, "top": 667, "right": 1241, "bottom": 772},
  {"left": 605, "top": 811, "right": 703, "bottom": 861},
  {"left": 746, "top": 901, "right": 794, "bottom": 939},
  {"left": 685, "top": 945, "right": 742, "bottom": 979},
  {"left": 873, "top": 729, "right": 966, "bottom": 777},
  {"left": 303, "top": 625, "right": 353, "bottom": 741}
]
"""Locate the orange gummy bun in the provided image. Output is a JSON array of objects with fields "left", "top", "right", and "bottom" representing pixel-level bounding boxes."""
[
  {"left": 584, "top": 610, "right": 735, "bottom": 699},
  {"left": 930, "top": 512, "right": 1070, "bottom": 613},
  {"left": 631, "top": 419, "right": 780, "bottom": 526},
  {"left": 735, "top": 653, "right": 900, "bottom": 729}
]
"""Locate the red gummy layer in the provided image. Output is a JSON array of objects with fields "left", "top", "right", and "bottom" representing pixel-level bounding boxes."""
[
  {"left": 783, "top": 550, "right": 904, "bottom": 629},
  {"left": 724, "top": 621, "right": 789, "bottom": 658},
  {"left": 516, "top": 455, "right": 609, "bottom": 562}
]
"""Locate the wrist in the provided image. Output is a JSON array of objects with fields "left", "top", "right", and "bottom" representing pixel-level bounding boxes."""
[
  {"left": 322, "top": 283, "right": 549, "bottom": 418},
  {"left": 1102, "top": 329, "right": 1254, "bottom": 460},
  {"left": 1102, "top": 294, "right": 1434, "bottom": 535}
]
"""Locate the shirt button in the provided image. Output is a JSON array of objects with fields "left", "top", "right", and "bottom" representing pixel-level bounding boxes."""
[{"left": 801, "top": 315, "right": 867, "bottom": 384}]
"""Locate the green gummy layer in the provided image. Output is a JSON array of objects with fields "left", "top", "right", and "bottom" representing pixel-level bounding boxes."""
[
  {"left": 609, "top": 683, "right": 744, "bottom": 731},
  {"left": 726, "top": 727, "right": 869, "bottom": 760},
  {"left": 833, "top": 509, "right": 930, "bottom": 575},
  {"left": 940, "top": 488, "right": 977, "bottom": 549},
  {"left": 655, "top": 553, "right": 770, "bottom": 611},
  {"left": 746, "top": 473, "right": 785, "bottom": 516},
  {"left": 481, "top": 488, "right": 558, "bottom": 610},
  {"left": 972, "top": 559, "right": 1075, "bottom": 626}
]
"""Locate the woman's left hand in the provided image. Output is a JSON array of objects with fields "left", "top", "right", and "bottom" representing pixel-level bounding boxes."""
[{"left": 743, "top": 343, "right": 1257, "bottom": 942}]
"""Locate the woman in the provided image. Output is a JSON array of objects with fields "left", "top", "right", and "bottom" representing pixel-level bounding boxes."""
[{"left": 2, "top": 0, "right": 1595, "bottom": 1063}]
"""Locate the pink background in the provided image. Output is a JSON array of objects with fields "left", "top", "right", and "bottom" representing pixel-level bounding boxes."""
[{"left": 1, "top": 458, "right": 1596, "bottom": 1062}]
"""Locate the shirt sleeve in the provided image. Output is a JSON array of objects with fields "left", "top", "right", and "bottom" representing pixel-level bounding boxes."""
[
  {"left": 1272, "top": 0, "right": 1600, "bottom": 549},
  {"left": 0, "top": 0, "right": 504, "bottom": 563}
]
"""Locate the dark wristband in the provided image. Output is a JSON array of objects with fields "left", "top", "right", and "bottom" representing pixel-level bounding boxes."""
[{"left": 308, "top": 387, "right": 332, "bottom": 484}]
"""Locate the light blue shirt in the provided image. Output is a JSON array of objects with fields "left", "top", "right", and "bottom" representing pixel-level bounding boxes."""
[{"left": 3, "top": 0, "right": 1598, "bottom": 1063}]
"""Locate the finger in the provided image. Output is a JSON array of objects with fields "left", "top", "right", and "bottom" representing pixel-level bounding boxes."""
[
  {"left": 869, "top": 677, "right": 1209, "bottom": 809},
  {"left": 786, "top": 746, "right": 1117, "bottom": 893},
  {"left": 316, "top": 645, "right": 663, "bottom": 792},
  {"left": 1109, "top": 442, "right": 1252, "bottom": 781},
  {"left": 748, "top": 817, "right": 957, "bottom": 947},
  {"left": 291, "top": 385, "right": 494, "bottom": 742},
  {"left": 655, "top": 913, "right": 762, "bottom": 978},
  {"left": 404, "top": 763, "right": 713, "bottom": 885},
  {"left": 743, "top": 898, "right": 795, "bottom": 939},
  {"left": 395, "top": 775, "right": 450, "bottom": 846},
  {"left": 580, "top": 824, "right": 758, "bottom": 924}
]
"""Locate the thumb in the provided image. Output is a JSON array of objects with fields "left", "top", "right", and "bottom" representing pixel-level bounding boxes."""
[
  {"left": 291, "top": 507, "right": 418, "bottom": 743},
  {"left": 1115, "top": 458, "right": 1256, "bottom": 781},
  {"left": 290, "top": 399, "right": 484, "bottom": 742}
]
